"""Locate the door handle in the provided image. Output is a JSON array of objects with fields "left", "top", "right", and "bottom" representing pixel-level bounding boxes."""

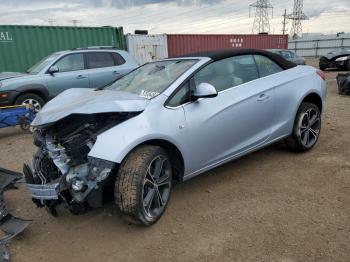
[
  {"left": 76, "top": 75, "right": 87, "bottom": 79},
  {"left": 112, "top": 71, "right": 120, "bottom": 75},
  {"left": 257, "top": 94, "right": 270, "bottom": 101}
]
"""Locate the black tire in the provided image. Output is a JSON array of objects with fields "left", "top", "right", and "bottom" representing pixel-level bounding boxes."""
[
  {"left": 319, "top": 66, "right": 326, "bottom": 71},
  {"left": 346, "top": 60, "right": 350, "bottom": 71},
  {"left": 285, "top": 102, "right": 321, "bottom": 152},
  {"left": 15, "top": 93, "right": 45, "bottom": 112},
  {"left": 115, "top": 145, "right": 172, "bottom": 226}
]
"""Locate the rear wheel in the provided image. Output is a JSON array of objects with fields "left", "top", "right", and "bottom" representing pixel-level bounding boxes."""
[
  {"left": 285, "top": 102, "right": 321, "bottom": 152},
  {"left": 15, "top": 93, "right": 45, "bottom": 112},
  {"left": 115, "top": 145, "right": 172, "bottom": 226}
]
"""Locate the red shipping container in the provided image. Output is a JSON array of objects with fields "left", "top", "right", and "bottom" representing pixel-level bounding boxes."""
[{"left": 167, "top": 34, "right": 288, "bottom": 58}]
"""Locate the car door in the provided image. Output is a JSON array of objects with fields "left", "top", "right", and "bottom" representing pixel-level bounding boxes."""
[
  {"left": 177, "top": 55, "right": 276, "bottom": 173},
  {"left": 86, "top": 52, "right": 132, "bottom": 89},
  {"left": 46, "top": 53, "right": 89, "bottom": 97}
]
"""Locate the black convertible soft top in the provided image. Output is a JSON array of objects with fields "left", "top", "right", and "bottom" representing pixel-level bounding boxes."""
[{"left": 184, "top": 49, "right": 296, "bottom": 70}]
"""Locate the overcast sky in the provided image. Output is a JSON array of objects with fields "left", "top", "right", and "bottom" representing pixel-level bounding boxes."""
[{"left": 0, "top": 0, "right": 349, "bottom": 35}]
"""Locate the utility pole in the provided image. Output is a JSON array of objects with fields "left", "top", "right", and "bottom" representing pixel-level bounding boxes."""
[
  {"left": 282, "top": 9, "right": 288, "bottom": 35},
  {"left": 287, "top": 0, "right": 308, "bottom": 39},
  {"left": 249, "top": 0, "right": 273, "bottom": 34}
]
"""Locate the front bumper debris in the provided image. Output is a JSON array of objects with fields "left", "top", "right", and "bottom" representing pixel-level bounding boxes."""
[{"left": 0, "top": 167, "right": 31, "bottom": 261}]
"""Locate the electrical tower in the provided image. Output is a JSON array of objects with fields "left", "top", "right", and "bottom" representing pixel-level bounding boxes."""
[
  {"left": 287, "top": 0, "right": 308, "bottom": 39},
  {"left": 249, "top": 0, "right": 273, "bottom": 34}
]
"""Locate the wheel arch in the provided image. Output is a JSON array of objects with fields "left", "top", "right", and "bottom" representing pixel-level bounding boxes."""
[
  {"left": 288, "top": 91, "right": 323, "bottom": 136},
  {"left": 300, "top": 92, "right": 323, "bottom": 113},
  {"left": 14, "top": 84, "right": 49, "bottom": 102},
  {"left": 124, "top": 139, "right": 185, "bottom": 182}
]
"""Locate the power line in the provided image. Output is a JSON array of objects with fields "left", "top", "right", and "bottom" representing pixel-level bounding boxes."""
[
  {"left": 287, "top": 0, "right": 308, "bottom": 39},
  {"left": 249, "top": 0, "right": 273, "bottom": 34}
]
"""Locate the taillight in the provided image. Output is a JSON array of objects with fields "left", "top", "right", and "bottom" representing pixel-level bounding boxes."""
[{"left": 316, "top": 69, "right": 325, "bottom": 81}]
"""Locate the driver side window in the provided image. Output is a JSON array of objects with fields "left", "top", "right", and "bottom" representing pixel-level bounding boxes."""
[
  {"left": 193, "top": 55, "right": 259, "bottom": 92},
  {"left": 54, "top": 53, "right": 84, "bottom": 72}
]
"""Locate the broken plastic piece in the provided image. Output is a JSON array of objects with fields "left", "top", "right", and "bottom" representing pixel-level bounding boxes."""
[
  {"left": 0, "top": 244, "right": 9, "bottom": 262},
  {"left": 0, "top": 167, "right": 31, "bottom": 262}
]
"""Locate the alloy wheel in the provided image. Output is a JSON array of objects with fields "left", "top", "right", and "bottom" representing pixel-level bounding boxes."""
[
  {"left": 22, "top": 98, "right": 42, "bottom": 112},
  {"left": 298, "top": 108, "right": 321, "bottom": 147},
  {"left": 142, "top": 155, "right": 172, "bottom": 218}
]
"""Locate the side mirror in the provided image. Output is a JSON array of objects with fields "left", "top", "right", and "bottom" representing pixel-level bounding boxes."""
[
  {"left": 48, "top": 66, "right": 59, "bottom": 74},
  {"left": 192, "top": 83, "right": 218, "bottom": 100}
]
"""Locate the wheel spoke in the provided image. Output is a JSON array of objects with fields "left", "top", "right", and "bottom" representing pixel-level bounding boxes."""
[
  {"left": 144, "top": 178, "right": 154, "bottom": 186},
  {"left": 155, "top": 187, "right": 164, "bottom": 207},
  {"left": 309, "top": 128, "right": 319, "bottom": 139},
  {"left": 153, "top": 157, "right": 165, "bottom": 180},
  {"left": 309, "top": 114, "right": 318, "bottom": 126},
  {"left": 143, "top": 188, "right": 155, "bottom": 212},
  {"left": 300, "top": 126, "right": 308, "bottom": 134},
  {"left": 302, "top": 130, "right": 309, "bottom": 145},
  {"left": 158, "top": 171, "right": 170, "bottom": 185},
  {"left": 146, "top": 167, "right": 155, "bottom": 183},
  {"left": 158, "top": 181, "right": 171, "bottom": 188},
  {"left": 306, "top": 110, "right": 311, "bottom": 121}
]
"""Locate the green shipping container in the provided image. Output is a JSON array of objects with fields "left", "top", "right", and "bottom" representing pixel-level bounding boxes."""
[{"left": 0, "top": 25, "right": 126, "bottom": 72}]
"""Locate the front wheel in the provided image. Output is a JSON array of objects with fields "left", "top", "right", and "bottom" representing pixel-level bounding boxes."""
[
  {"left": 115, "top": 145, "right": 172, "bottom": 226},
  {"left": 15, "top": 93, "right": 45, "bottom": 112},
  {"left": 285, "top": 102, "right": 321, "bottom": 152}
]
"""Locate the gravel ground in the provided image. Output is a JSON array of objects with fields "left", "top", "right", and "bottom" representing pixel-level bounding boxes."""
[{"left": 0, "top": 58, "right": 349, "bottom": 262}]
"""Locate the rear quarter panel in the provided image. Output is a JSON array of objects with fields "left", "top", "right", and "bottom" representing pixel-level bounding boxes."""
[{"left": 270, "top": 65, "right": 326, "bottom": 140}]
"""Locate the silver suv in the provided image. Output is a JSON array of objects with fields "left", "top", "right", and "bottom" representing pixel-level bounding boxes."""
[{"left": 0, "top": 47, "right": 139, "bottom": 111}]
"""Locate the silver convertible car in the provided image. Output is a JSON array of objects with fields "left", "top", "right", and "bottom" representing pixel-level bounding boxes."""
[{"left": 24, "top": 49, "right": 327, "bottom": 225}]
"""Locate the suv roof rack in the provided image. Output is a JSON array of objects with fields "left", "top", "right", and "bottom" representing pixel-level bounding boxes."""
[{"left": 71, "top": 46, "right": 117, "bottom": 50}]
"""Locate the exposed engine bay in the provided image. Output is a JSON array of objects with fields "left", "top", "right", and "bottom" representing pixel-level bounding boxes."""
[{"left": 23, "top": 112, "right": 139, "bottom": 215}]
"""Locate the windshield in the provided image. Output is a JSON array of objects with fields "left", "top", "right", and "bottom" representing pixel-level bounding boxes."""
[
  {"left": 105, "top": 59, "right": 197, "bottom": 99},
  {"left": 27, "top": 53, "right": 61, "bottom": 74}
]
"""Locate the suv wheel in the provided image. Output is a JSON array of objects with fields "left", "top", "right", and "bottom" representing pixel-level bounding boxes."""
[
  {"left": 15, "top": 93, "right": 45, "bottom": 112},
  {"left": 285, "top": 102, "right": 321, "bottom": 152},
  {"left": 115, "top": 145, "right": 172, "bottom": 226}
]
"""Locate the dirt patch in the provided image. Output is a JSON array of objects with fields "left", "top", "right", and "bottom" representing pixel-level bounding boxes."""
[{"left": 0, "top": 59, "right": 349, "bottom": 262}]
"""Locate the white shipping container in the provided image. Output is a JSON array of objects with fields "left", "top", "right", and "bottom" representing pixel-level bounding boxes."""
[{"left": 126, "top": 34, "right": 168, "bottom": 65}]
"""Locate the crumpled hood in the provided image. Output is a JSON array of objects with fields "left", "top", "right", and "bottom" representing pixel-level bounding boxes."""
[
  {"left": 32, "top": 88, "right": 150, "bottom": 126},
  {"left": 0, "top": 72, "right": 27, "bottom": 81},
  {"left": 323, "top": 50, "right": 350, "bottom": 60}
]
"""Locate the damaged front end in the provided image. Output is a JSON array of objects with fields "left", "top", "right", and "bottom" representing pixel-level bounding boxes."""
[{"left": 24, "top": 112, "right": 138, "bottom": 215}]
